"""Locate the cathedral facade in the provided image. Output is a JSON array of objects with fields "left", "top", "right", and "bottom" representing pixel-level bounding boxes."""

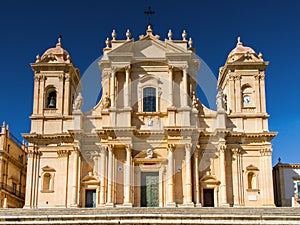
[{"left": 23, "top": 26, "right": 276, "bottom": 208}]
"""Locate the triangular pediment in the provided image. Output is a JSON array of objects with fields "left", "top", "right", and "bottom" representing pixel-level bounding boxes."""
[
  {"left": 107, "top": 36, "right": 190, "bottom": 60},
  {"left": 42, "top": 165, "right": 56, "bottom": 172}
]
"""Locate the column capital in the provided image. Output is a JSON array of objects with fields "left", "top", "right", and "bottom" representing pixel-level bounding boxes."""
[
  {"left": 125, "top": 64, "right": 131, "bottom": 72},
  {"left": 234, "top": 75, "right": 241, "bottom": 81},
  {"left": 260, "top": 147, "right": 272, "bottom": 156},
  {"left": 57, "top": 150, "right": 70, "bottom": 158},
  {"left": 167, "top": 144, "right": 176, "bottom": 152},
  {"left": 108, "top": 144, "right": 115, "bottom": 152},
  {"left": 181, "top": 64, "right": 189, "bottom": 71},
  {"left": 125, "top": 144, "right": 132, "bottom": 152},
  {"left": 218, "top": 143, "right": 227, "bottom": 153},
  {"left": 111, "top": 66, "right": 118, "bottom": 73},
  {"left": 231, "top": 147, "right": 241, "bottom": 156},
  {"left": 185, "top": 143, "right": 192, "bottom": 152}
]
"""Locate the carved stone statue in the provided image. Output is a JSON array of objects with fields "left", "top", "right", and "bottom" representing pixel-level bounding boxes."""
[
  {"left": 146, "top": 148, "right": 153, "bottom": 158},
  {"left": 73, "top": 92, "right": 83, "bottom": 110},
  {"left": 216, "top": 90, "right": 225, "bottom": 111},
  {"left": 101, "top": 93, "right": 111, "bottom": 109}
]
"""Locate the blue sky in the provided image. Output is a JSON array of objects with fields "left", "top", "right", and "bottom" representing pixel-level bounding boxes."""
[{"left": 0, "top": 0, "right": 299, "bottom": 165}]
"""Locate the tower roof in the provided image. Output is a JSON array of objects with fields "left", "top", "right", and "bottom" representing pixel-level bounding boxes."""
[
  {"left": 40, "top": 37, "right": 71, "bottom": 63},
  {"left": 227, "top": 37, "right": 257, "bottom": 62}
]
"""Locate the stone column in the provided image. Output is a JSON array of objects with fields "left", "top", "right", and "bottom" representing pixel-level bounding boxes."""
[
  {"left": 235, "top": 75, "right": 241, "bottom": 113},
  {"left": 56, "top": 150, "right": 70, "bottom": 207},
  {"left": 0, "top": 158, "right": 3, "bottom": 184},
  {"left": 166, "top": 144, "right": 176, "bottom": 207},
  {"left": 193, "top": 146, "right": 201, "bottom": 206},
  {"left": 30, "top": 147, "right": 38, "bottom": 208},
  {"left": 70, "top": 148, "right": 79, "bottom": 207},
  {"left": 229, "top": 75, "right": 235, "bottom": 112},
  {"left": 38, "top": 75, "right": 45, "bottom": 114},
  {"left": 219, "top": 142, "right": 229, "bottom": 206},
  {"left": 182, "top": 65, "right": 188, "bottom": 107},
  {"left": 260, "top": 74, "right": 267, "bottom": 113},
  {"left": 168, "top": 66, "right": 173, "bottom": 107},
  {"left": 123, "top": 144, "right": 132, "bottom": 206},
  {"left": 184, "top": 143, "right": 194, "bottom": 206},
  {"left": 254, "top": 75, "right": 261, "bottom": 113},
  {"left": 34, "top": 151, "right": 41, "bottom": 207},
  {"left": 124, "top": 65, "right": 130, "bottom": 108},
  {"left": 24, "top": 148, "right": 35, "bottom": 208},
  {"left": 260, "top": 146, "right": 275, "bottom": 206},
  {"left": 99, "top": 146, "right": 106, "bottom": 206},
  {"left": 231, "top": 148, "right": 240, "bottom": 206},
  {"left": 106, "top": 145, "right": 114, "bottom": 207},
  {"left": 63, "top": 74, "right": 71, "bottom": 115},
  {"left": 33, "top": 75, "right": 40, "bottom": 115},
  {"left": 58, "top": 74, "right": 65, "bottom": 114},
  {"left": 110, "top": 68, "right": 116, "bottom": 107}
]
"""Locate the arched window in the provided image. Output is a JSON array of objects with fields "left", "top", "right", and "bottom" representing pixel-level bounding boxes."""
[
  {"left": 43, "top": 173, "right": 51, "bottom": 190},
  {"left": 143, "top": 87, "right": 156, "bottom": 112}
]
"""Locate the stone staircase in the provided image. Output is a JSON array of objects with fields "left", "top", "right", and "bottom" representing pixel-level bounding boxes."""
[{"left": 0, "top": 207, "right": 299, "bottom": 224}]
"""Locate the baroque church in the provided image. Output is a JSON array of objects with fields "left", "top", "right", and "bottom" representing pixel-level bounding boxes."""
[{"left": 23, "top": 26, "right": 276, "bottom": 208}]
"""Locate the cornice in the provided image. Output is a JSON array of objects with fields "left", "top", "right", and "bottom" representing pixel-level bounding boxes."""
[{"left": 22, "top": 133, "right": 73, "bottom": 145}]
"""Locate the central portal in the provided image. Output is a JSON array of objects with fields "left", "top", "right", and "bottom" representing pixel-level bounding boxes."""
[{"left": 141, "top": 172, "right": 159, "bottom": 207}]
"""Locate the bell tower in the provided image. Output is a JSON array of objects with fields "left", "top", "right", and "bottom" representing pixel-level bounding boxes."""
[
  {"left": 30, "top": 37, "right": 80, "bottom": 134},
  {"left": 218, "top": 37, "right": 269, "bottom": 132}
]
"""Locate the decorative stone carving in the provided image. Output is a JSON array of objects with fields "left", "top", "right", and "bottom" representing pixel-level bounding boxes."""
[{"left": 146, "top": 148, "right": 153, "bottom": 158}]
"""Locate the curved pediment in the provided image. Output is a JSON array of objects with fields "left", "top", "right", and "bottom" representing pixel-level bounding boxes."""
[
  {"left": 200, "top": 174, "right": 220, "bottom": 185},
  {"left": 82, "top": 172, "right": 99, "bottom": 184}
]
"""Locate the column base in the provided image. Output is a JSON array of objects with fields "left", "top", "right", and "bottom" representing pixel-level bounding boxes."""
[
  {"left": 122, "top": 202, "right": 133, "bottom": 207},
  {"left": 105, "top": 203, "right": 114, "bottom": 208},
  {"left": 70, "top": 204, "right": 79, "bottom": 208},
  {"left": 220, "top": 203, "right": 230, "bottom": 207},
  {"left": 195, "top": 203, "right": 202, "bottom": 207},
  {"left": 181, "top": 202, "right": 195, "bottom": 207},
  {"left": 23, "top": 205, "right": 32, "bottom": 209},
  {"left": 166, "top": 202, "right": 176, "bottom": 207},
  {"left": 97, "top": 204, "right": 106, "bottom": 208}
]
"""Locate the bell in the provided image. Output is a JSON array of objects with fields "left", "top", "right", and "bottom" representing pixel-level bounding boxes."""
[{"left": 48, "top": 97, "right": 56, "bottom": 108}]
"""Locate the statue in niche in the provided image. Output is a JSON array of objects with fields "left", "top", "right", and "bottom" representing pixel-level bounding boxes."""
[
  {"left": 101, "top": 92, "right": 111, "bottom": 109},
  {"left": 146, "top": 148, "right": 153, "bottom": 158},
  {"left": 216, "top": 90, "right": 226, "bottom": 111},
  {"left": 73, "top": 92, "right": 83, "bottom": 110}
]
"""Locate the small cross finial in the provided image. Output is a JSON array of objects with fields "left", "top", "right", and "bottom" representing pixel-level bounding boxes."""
[
  {"left": 144, "top": 6, "right": 155, "bottom": 26},
  {"left": 237, "top": 36, "right": 242, "bottom": 46},
  {"left": 57, "top": 35, "right": 62, "bottom": 47},
  {"left": 278, "top": 157, "right": 281, "bottom": 163}
]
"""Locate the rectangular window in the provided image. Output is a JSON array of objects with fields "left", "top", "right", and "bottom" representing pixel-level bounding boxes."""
[
  {"left": 12, "top": 183, "right": 17, "bottom": 194},
  {"left": 297, "top": 182, "right": 300, "bottom": 198},
  {"left": 143, "top": 87, "right": 156, "bottom": 112}
]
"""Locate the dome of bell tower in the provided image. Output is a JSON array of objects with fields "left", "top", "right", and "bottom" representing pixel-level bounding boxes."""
[
  {"left": 227, "top": 36, "right": 257, "bottom": 62},
  {"left": 40, "top": 37, "right": 71, "bottom": 63}
]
